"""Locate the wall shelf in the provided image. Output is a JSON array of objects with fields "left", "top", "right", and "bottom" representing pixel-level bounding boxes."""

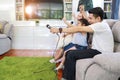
[
  {"left": 63, "top": 0, "right": 72, "bottom": 20},
  {"left": 16, "top": 0, "right": 24, "bottom": 20},
  {"left": 103, "top": 0, "right": 112, "bottom": 19}
]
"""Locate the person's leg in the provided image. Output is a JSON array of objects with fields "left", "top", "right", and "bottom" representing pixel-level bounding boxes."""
[
  {"left": 62, "top": 46, "right": 76, "bottom": 64},
  {"left": 49, "top": 48, "right": 64, "bottom": 63},
  {"left": 63, "top": 49, "right": 101, "bottom": 80},
  {"left": 55, "top": 56, "right": 64, "bottom": 70},
  {"left": 54, "top": 48, "right": 64, "bottom": 60},
  {"left": 55, "top": 46, "right": 76, "bottom": 70},
  {"left": 54, "top": 43, "right": 75, "bottom": 61},
  {"left": 56, "top": 45, "right": 87, "bottom": 70}
]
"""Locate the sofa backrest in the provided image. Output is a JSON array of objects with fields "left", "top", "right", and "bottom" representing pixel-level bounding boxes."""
[
  {"left": 3, "top": 23, "right": 13, "bottom": 39},
  {"left": 112, "top": 21, "right": 120, "bottom": 52},
  {"left": 0, "top": 20, "right": 13, "bottom": 39},
  {"left": 105, "top": 19, "right": 118, "bottom": 29},
  {"left": 106, "top": 19, "right": 120, "bottom": 52}
]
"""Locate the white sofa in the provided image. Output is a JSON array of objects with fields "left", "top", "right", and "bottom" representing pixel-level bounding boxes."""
[
  {"left": 0, "top": 20, "right": 13, "bottom": 55},
  {"left": 76, "top": 19, "right": 120, "bottom": 80}
]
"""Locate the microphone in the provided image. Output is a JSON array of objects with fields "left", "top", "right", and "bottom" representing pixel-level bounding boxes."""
[
  {"left": 46, "top": 24, "right": 51, "bottom": 29},
  {"left": 71, "top": 21, "right": 74, "bottom": 24}
]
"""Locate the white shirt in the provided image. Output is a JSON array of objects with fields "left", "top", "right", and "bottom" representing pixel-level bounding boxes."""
[{"left": 89, "top": 21, "right": 114, "bottom": 53}]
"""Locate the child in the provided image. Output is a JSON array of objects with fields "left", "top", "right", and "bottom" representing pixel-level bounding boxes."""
[
  {"left": 73, "top": 3, "right": 88, "bottom": 24},
  {"left": 50, "top": 18, "right": 90, "bottom": 70}
]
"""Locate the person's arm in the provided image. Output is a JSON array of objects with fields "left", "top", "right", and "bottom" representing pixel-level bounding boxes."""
[
  {"left": 72, "top": 13, "right": 78, "bottom": 24},
  {"left": 81, "top": 11, "right": 89, "bottom": 20},
  {"left": 50, "top": 25, "right": 94, "bottom": 34},
  {"left": 63, "top": 33, "right": 72, "bottom": 37},
  {"left": 80, "top": 5, "right": 88, "bottom": 20},
  {"left": 82, "top": 11, "right": 88, "bottom": 20},
  {"left": 62, "top": 17, "right": 73, "bottom": 28}
]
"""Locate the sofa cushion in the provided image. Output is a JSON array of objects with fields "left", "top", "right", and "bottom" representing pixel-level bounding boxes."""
[
  {"left": 85, "top": 64, "right": 119, "bottom": 80},
  {"left": 112, "top": 21, "right": 120, "bottom": 43},
  {"left": 93, "top": 53, "right": 120, "bottom": 75},
  {"left": 105, "top": 19, "right": 118, "bottom": 29},
  {"left": 112, "top": 21, "right": 120, "bottom": 52},
  {"left": 0, "top": 23, "right": 2, "bottom": 33},
  {"left": 114, "top": 42, "right": 120, "bottom": 52},
  {"left": 0, "top": 34, "right": 8, "bottom": 39}
]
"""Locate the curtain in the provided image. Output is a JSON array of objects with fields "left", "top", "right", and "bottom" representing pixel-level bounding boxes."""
[{"left": 111, "top": 0, "right": 120, "bottom": 19}]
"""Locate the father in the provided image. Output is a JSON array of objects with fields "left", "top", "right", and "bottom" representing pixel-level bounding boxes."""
[{"left": 50, "top": 7, "right": 114, "bottom": 80}]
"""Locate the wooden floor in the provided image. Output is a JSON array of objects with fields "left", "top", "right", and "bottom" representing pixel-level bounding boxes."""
[
  {"left": 0, "top": 49, "right": 62, "bottom": 80},
  {"left": 0, "top": 49, "right": 54, "bottom": 59}
]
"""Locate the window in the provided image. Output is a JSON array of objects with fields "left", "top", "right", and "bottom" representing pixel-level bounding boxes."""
[{"left": 25, "top": 0, "right": 63, "bottom": 20}]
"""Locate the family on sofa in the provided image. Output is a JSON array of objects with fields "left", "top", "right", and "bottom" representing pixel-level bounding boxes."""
[{"left": 49, "top": 7, "right": 120, "bottom": 80}]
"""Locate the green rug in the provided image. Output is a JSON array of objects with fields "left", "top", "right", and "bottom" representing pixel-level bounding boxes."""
[{"left": 0, "top": 57, "right": 57, "bottom": 80}]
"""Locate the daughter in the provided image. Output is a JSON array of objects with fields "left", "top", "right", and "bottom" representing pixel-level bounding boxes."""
[{"left": 50, "top": 18, "right": 90, "bottom": 70}]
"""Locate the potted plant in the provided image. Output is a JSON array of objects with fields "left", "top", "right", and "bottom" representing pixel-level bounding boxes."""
[{"left": 35, "top": 20, "right": 39, "bottom": 26}]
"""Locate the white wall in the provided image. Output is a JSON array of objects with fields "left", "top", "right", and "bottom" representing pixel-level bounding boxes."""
[
  {"left": 92, "top": 0, "right": 104, "bottom": 9},
  {"left": 0, "top": 0, "right": 104, "bottom": 22},
  {"left": 0, "top": 0, "right": 15, "bottom": 22}
]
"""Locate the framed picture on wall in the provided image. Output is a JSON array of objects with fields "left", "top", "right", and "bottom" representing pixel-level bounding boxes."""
[
  {"left": 72, "top": 0, "right": 93, "bottom": 16},
  {"left": 77, "top": 0, "right": 93, "bottom": 11}
]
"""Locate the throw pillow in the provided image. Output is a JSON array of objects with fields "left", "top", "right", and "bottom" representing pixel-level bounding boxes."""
[
  {"left": 0, "top": 24, "right": 2, "bottom": 33},
  {"left": 0, "top": 20, "right": 8, "bottom": 34}
]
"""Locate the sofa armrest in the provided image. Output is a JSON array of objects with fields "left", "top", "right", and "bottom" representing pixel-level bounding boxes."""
[
  {"left": 93, "top": 53, "right": 120, "bottom": 74},
  {"left": 0, "top": 34, "right": 8, "bottom": 39},
  {"left": 76, "top": 58, "right": 94, "bottom": 80}
]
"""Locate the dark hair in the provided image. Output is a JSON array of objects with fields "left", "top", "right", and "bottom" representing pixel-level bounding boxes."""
[
  {"left": 78, "top": 18, "right": 90, "bottom": 26},
  {"left": 88, "top": 7, "right": 104, "bottom": 20}
]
